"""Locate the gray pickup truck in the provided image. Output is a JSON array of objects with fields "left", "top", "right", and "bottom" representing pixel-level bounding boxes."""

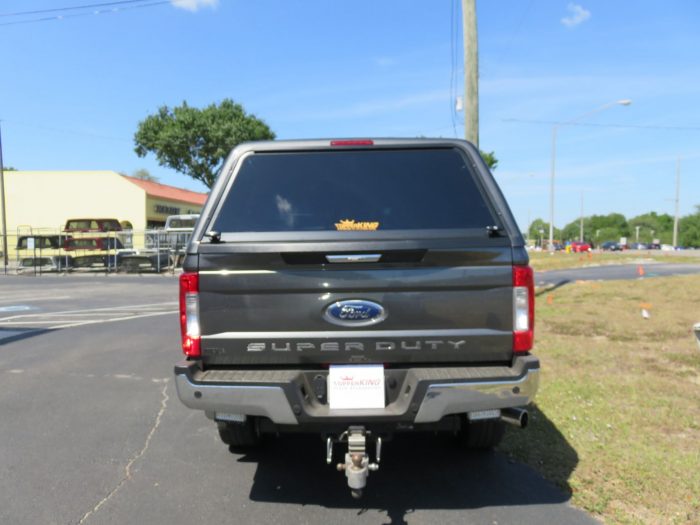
[{"left": 175, "top": 138, "right": 539, "bottom": 497}]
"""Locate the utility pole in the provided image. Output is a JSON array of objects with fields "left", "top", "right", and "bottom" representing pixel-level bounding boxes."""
[
  {"left": 579, "top": 191, "right": 584, "bottom": 242},
  {"left": 0, "top": 123, "right": 8, "bottom": 270},
  {"left": 548, "top": 99, "right": 632, "bottom": 251},
  {"left": 462, "top": 0, "right": 478, "bottom": 147},
  {"left": 549, "top": 126, "right": 557, "bottom": 249},
  {"left": 673, "top": 157, "right": 681, "bottom": 248}
]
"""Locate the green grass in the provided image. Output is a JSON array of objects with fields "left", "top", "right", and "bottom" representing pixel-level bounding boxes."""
[
  {"left": 498, "top": 274, "right": 700, "bottom": 524},
  {"left": 528, "top": 250, "right": 700, "bottom": 272}
]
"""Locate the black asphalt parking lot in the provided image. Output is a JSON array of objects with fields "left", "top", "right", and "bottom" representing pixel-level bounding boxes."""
[{"left": 0, "top": 275, "right": 600, "bottom": 525}]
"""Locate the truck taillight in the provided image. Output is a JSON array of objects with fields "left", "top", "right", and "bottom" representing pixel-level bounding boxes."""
[
  {"left": 179, "top": 272, "right": 200, "bottom": 357},
  {"left": 512, "top": 265, "right": 535, "bottom": 353}
]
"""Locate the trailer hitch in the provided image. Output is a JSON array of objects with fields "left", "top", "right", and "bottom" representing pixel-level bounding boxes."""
[{"left": 327, "top": 426, "right": 381, "bottom": 498}]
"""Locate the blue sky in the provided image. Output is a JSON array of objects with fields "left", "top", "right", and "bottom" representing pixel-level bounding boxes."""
[{"left": 1, "top": 0, "right": 699, "bottom": 231}]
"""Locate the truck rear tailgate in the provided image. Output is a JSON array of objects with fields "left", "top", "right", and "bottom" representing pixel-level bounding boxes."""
[{"left": 196, "top": 242, "right": 515, "bottom": 365}]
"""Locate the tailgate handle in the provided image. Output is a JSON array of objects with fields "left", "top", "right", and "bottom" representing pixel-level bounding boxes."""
[{"left": 326, "top": 254, "right": 381, "bottom": 264}]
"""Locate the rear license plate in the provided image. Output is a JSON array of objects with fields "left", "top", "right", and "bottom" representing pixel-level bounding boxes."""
[{"left": 328, "top": 364, "right": 385, "bottom": 410}]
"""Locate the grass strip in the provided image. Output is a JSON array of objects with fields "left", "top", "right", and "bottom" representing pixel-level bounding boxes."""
[
  {"left": 528, "top": 251, "right": 700, "bottom": 272},
  {"left": 498, "top": 274, "right": 700, "bottom": 524}
]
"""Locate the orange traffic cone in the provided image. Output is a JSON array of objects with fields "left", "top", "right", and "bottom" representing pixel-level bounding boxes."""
[{"left": 637, "top": 265, "right": 645, "bottom": 277}]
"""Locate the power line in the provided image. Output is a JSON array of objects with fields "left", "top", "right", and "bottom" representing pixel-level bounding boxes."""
[
  {"left": 7, "top": 120, "right": 130, "bottom": 142},
  {"left": 0, "top": 0, "right": 155, "bottom": 18},
  {"left": 3, "top": 119, "right": 237, "bottom": 147},
  {"left": 0, "top": 1, "right": 170, "bottom": 27},
  {"left": 499, "top": 0, "right": 535, "bottom": 59},
  {"left": 503, "top": 118, "right": 700, "bottom": 131}
]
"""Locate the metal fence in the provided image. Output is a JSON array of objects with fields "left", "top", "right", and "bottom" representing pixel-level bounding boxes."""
[{"left": 0, "top": 227, "right": 191, "bottom": 275}]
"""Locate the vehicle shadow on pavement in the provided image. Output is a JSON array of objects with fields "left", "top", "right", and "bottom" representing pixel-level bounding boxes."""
[
  {"left": 239, "top": 408, "right": 578, "bottom": 525},
  {"left": 0, "top": 328, "right": 51, "bottom": 345}
]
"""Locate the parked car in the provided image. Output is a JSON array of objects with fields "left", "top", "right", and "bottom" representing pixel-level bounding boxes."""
[
  {"left": 571, "top": 241, "right": 591, "bottom": 252},
  {"left": 63, "top": 237, "right": 124, "bottom": 251},
  {"left": 16, "top": 235, "right": 64, "bottom": 250},
  {"left": 117, "top": 251, "right": 170, "bottom": 273},
  {"left": 64, "top": 218, "right": 122, "bottom": 232},
  {"left": 600, "top": 241, "right": 622, "bottom": 251},
  {"left": 64, "top": 237, "right": 130, "bottom": 268},
  {"left": 165, "top": 214, "right": 200, "bottom": 266},
  {"left": 17, "top": 255, "right": 73, "bottom": 272},
  {"left": 630, "top": 242, "right": 649, "bottom": 250},
  {"left": 164, "top": 214, "right": 199, "bottom": 231}
]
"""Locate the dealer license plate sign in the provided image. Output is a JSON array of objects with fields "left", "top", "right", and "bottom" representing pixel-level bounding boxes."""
[{"left": 328, "top": 365, "right": 385, "bottom": 410}]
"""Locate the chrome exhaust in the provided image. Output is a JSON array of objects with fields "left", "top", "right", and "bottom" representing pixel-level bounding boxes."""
[{"left": 501, "top": 407, "right": 529, "bottom": 429}]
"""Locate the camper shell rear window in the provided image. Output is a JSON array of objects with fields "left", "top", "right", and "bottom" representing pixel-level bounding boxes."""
[{"left": 212, "top": 148, "right": 496, "bottom": 234}]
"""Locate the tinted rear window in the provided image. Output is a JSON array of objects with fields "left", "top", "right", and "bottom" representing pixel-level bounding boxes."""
[
  {"left": 167, "top": 219, "right": 197, "bottom": 229},
  {"left": 17, "top": 236, "right": 59, "bottom": 249},
  {"left": 100, "top": 220, "right": 122, "bottom": 232},
  {"left": 66, "top": 220, "right": 93, "bottom": 230},
  {"left": 69, "top": 239, "right": 98, "bottom": 249},
  {"left": 213, "top": 148, "right": 494, "bottom": 232}
]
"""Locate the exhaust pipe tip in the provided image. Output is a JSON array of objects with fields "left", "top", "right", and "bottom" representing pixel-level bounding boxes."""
[{"left": 501, "top": 407, "right": 528, "bottom": 429}]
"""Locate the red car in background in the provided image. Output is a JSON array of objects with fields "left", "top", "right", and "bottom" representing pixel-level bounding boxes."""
[
  {"left": 63, "top": 237, "right": 124, "bottom": 251},
  {"left": 571, "top": 241, "right": 591, "bottom": 252}
]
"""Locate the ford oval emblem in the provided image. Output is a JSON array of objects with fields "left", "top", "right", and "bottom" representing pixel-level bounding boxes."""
[{"left": 323, "top": 300, "right": 387, "bottom": 327}]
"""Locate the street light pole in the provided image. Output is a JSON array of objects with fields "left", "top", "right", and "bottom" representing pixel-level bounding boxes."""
[
  {"left": 548, "top": 99, "right": 632, "bottom": 251},
  {"left": 0, "top": 122, "right": 7, "bottom": 270},
  {"left": 673, "top": 157, "right": 681, "bottom": 248},
  {"left": 548, "top": 126, "right": 557, "bottom": 249},
  {"left": 579, "top": 191, "right": 584, "bottom": 242}
]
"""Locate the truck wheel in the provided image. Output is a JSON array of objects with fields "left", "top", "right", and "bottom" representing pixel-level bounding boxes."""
[
  {"left": 459, "top": 418, "right": 505, "bottom": 449},
  {"left": 217, "top": 419, "right": 260, "bottom": 448}
]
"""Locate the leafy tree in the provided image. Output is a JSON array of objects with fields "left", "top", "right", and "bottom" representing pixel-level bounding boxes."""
[
  {"left": 629, "top": 212, "right": 673, "bottom": 243},
  {"left": 561, "top": 220, "right": 581, "bottom": 242},
  {"left": 131, "top": 168, "right": 159, "bottom": 182},
  {"left": 560, "top": 213, "right": 631, "bottom": 243},
  {"left": 134, "top": 99, "right": 275, "bottom": 188},
  {"left": 594, "top": 226, "right": 627, "bottom": 243},
  {"left": 527, "top": 218, "right": 560, "bottom": 245},
  {"left": 2, "top": 166, "right": 17, "bottom": 171},
  {"left": 588, "top": 213, "right": 629, "bottom": 237},
  {"left": 679, "top": 205, "right": 700, "bottom": 248},
  {"left": 480, "top": 150, "right": 498, "bottom": 170}
]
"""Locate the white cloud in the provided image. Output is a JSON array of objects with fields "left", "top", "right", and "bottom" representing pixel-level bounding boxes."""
[
  {"left": 170, "top": 0, "right": 219, "bottom": 12},
  {"left": 278, "top": 89, "right": 449, "bottom": 121},
  {"left": 373, "top": 56, "right": 398, "bottom": 67},
  {"left": 561, "top": 3, "right": 591, "bottom": 28}
]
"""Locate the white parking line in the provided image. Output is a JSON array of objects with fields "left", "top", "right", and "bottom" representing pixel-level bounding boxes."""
[
  {"left": 0, "top": 295, "right": 73, "bottom": 304},
  {"left": 53, "top": 310, "right": 177, "bottom": 329},
  {"left": 0, "top": 302, "right": 177, "bottom": 323}
]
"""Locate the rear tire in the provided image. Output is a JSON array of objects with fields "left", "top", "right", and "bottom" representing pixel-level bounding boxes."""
[
  {"left": 459, "top": 418, "right": 505, "bottom": 449},
  {"left": 217, "top": 419, "right": 260, "bottom": 448}
]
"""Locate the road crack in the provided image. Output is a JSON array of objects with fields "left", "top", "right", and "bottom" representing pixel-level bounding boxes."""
[{"left": 78, "top": 382, "right": 169, "bottom": 524}]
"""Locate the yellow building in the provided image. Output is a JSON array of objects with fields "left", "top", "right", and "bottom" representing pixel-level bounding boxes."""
[{"left": 4, "top": 170, "right": 207, "bottom": 232}]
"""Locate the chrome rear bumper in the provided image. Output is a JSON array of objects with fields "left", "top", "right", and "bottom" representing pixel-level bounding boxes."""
[{"left": 174, "top": 355, "right": 539, "bottom": 426}]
